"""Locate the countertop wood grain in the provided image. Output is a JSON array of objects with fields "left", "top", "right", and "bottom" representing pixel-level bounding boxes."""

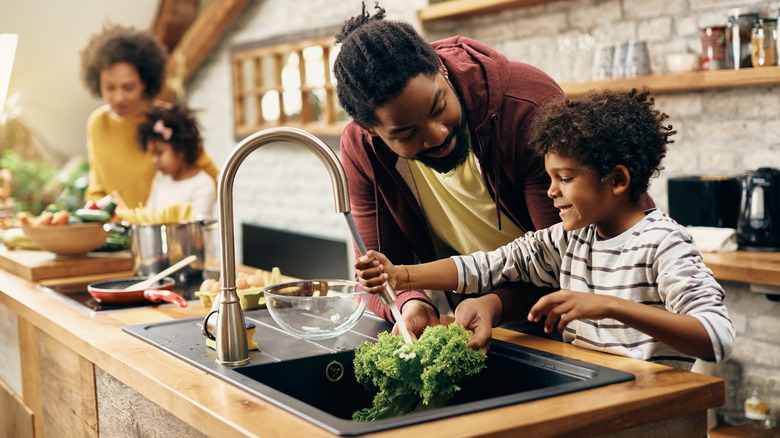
[
  {"left": 0, "top": 267, "right": 725, "bottom": 437},
  {"left": 703, "top": 250, "right": 780, "bottom": 287}
]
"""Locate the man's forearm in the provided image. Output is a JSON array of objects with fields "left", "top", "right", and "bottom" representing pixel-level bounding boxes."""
[{"left": 365, "top": 289, "right": 437, "bottom": 323}]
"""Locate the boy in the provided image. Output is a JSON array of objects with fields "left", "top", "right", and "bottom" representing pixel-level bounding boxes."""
[
  {"left": 355, "top": 89, "right": 734, "bottom": 370},
  {"left": 138, "top": 103, "right": 216, "bottom": 218}
]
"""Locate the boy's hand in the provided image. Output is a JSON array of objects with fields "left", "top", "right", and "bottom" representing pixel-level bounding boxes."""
[
  {"left": 527, "top": 290, "right": 614, "bottom": 334},
  {"left": 354, "top": 250, "right": 403, "bottom": 293}
]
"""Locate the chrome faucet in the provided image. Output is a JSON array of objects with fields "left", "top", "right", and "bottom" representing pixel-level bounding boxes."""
[
  {"left": 201, "top": 126, "right": 398, "bottom": 366},
  {"left": 201, "top": 127, "right": 348, "bottom": 365}
]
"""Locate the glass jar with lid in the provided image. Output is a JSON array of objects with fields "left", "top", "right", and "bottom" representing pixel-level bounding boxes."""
[
  {"left": 726, "top": 8, "right": 760, "bottom": 69},
  {"left": 751, "top": 18, "right": 778, "bottom": 67}
]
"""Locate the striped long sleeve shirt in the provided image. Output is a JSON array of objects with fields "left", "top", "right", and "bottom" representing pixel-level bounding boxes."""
[{"left": 452, "top": 209, "right": 734, "bottom": 370}]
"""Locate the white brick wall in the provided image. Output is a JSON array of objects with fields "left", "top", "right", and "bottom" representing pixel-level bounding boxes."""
[
  {"left": 186, "top": 0, "right": 780, "bottom": 421},
  {"left": 187, "top": 0, "right": 426, "bottom": 260}
]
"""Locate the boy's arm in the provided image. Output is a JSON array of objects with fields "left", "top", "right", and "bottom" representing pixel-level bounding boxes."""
[
  {"left": 529, "top": 225, "right": 734, "bottom": 362},
  {"left": 529, "top": 291, "right": 716, "bottom": 359},
  {"left": 609, "top": 298, "right": 715, "bottom": 359},
  {"left": 355, "top": 250, "right": 459, "bottom": 293}
]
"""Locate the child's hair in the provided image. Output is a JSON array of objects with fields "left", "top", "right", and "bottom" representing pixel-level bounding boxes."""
[
  {"left": 79, "top": 23, "right": 168, "bottom": 100},
  {"left": 137, "top": 103, "right": 203, "bottom": 166},
  {"left": 333, "top": 2, "right": 439, "bottom": 128},
  {"left": 530, "top": 88, "right": 675, "bottom": 202}
]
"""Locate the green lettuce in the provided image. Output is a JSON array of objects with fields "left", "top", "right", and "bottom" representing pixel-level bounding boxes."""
[{"left": 352, "top": 324, "right": 486, "bottom": 422}]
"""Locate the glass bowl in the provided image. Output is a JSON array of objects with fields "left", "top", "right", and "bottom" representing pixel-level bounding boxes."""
[{"left": 263, "top": 280, "right": 368, "bottom": 340}]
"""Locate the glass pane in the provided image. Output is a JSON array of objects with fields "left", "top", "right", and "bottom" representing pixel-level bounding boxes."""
[
  {"left": 262, "top": 90, "right": 280, "bottom": 122},
  {"left": 242, "top": 59, "right": 254, "bottom": 90},
  {"left": 281, "top": 51, "right": 301, "bottom": 90},
  {"left": 262, "top": 55, "right": 275, "bottom": 86},
  {"left": 283, "top": 89, "right": 301, "bottom": 121},
  {"left": 328, "top": 44, "right": 340, "bottom": 84},
  {"left": 303, "top": 45, "right": 325, "bottom": 87},
  {"left": 310, "top": 87, "right": 326, "bottom": 122},
  {"left": 244, "top": 95, "right": 256, "bottom": 125},
  {"left": 337, "top": 105, "right": 349, "bottom": 122}
]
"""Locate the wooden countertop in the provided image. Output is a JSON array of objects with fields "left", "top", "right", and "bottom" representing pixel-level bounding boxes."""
[
  {"left": 702, "top": 250, "right": 780, "bottom": 287},
  {"left": 0, "top": 268, "right": 724, "bottom": 437}
]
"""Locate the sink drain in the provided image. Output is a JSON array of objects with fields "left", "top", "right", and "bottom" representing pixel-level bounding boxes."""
[{"left": 325, "top": 360, "right": 344, "bottom": 382}]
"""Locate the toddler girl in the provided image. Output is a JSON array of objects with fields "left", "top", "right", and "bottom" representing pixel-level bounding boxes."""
[{"left": 137, "top": 103, "right": 216, "bottom": 218}]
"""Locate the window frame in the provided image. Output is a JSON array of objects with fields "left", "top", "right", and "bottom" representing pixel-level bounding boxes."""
[{"left": 230, "top": 36, "right": 346, "bottom": 138}]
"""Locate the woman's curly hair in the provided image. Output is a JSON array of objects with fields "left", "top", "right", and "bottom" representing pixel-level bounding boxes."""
[
  {"left": 138, "top": 103, "right": 203, "bottom": 166},
  {"left": 79, "top": 23, "right": 168, "bottom": 99},
  {"left": 333, "top": 2, "right": 440, "bottom": 127},
  {"left": 530, "top": 88, "right": 675, "bottom": 202}
]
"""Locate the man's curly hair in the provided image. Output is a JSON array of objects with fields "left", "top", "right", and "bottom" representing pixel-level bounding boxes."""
[
  {"left": 79, "top": 23, "right": 168, "bottom": 100},
  {"left": 138, "top": 103, "right": 203, "bottom": 166},
  {"left": 333, "top": 2, "right": 440, "bottom": 128},
  {"left": 530, "top": 88, "right": 675, "bottom": 202}
]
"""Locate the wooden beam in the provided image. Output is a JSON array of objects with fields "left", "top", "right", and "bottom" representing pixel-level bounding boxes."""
[
  {"left": 152, "top": 0, "right": 200, "bottom": 51},
  {"left": 160, "top": 0, "right": 250, "bottom": 101}
]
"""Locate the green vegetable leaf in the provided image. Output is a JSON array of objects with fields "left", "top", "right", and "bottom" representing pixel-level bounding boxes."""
[{"left": 352, "top": 324, "right": 486, "bottom": 422}]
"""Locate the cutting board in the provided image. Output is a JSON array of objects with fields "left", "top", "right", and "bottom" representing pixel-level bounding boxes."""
[{"left": 0, "top": 246, "right": 135, "bottom": 282}]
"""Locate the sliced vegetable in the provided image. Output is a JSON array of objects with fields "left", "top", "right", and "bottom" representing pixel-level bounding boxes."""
[
  {"left": 96, "top": 195, "right": 113, "bottom": 209},
  {"left": 32, "top": 211, "right": 54, "bottom": 226},
  {"left": 16, "top": 212, "right": 32, "bottom": 226},
  {"left": 2, "top": 228, "right": 39, "bottom": 250},
  {"left": 100, "top": 200, "right": 117, "bottom": 216},
  {"left": 74, "top": 209, "right": 111, "bottom": 223},
  {"left": 50, "top": 210, "right": 71, "bottom": 225},
  {"left": 93, "top": 232, "right": 130, "bottom": 252}
]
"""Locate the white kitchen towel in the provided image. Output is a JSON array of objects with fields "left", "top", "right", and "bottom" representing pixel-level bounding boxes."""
[{"left": 686, "top": 226, "right": 738, "bottom": 253}]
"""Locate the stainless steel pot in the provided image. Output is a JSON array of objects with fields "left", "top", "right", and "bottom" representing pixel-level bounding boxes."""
[{"left": 105, "top": 219, "right": 217, "bottom": 285}]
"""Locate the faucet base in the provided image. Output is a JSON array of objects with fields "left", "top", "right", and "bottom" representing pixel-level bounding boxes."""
[{"left": 215, "top": 299, "right": 250, "bottom": 366}]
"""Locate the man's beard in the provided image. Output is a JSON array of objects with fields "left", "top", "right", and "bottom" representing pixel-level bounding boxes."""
[{"left": 414, "top": 119, "right": 470, "bottom": 174}]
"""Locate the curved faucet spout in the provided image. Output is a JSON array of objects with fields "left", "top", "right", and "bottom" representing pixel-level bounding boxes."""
[{"left": 203, "top": 127, "right": 351, "bottom": 366}]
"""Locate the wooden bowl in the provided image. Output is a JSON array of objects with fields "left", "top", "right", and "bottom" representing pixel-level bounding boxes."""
[{"left": 21, "top": 223, "right": 110, "bottom": 256}]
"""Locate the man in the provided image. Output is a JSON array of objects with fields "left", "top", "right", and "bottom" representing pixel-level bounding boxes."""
[{"left": 333, "top": 3, "right": 564, "bottom": 349}]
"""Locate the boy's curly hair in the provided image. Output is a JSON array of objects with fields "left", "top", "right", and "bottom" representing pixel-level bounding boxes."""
[
  {"left": 333, "top": 2, "right": 440, "bottom": 128},
  {"left": 138, "top": 103, "right": 203, "bottom": 166},
  {"left": 530, "top": 88, "right": 675, "bottom": 202},
  {"left": 79, "top": 23, "right": 168, "bottom": 99}
]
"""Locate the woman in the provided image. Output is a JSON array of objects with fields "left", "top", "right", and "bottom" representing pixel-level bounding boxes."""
[{"left": 79, "top": 23, "right": 219, "bottom": 208}]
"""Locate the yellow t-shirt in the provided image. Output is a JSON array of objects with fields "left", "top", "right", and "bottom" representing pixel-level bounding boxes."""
[
  {"left": 407, "top": 150, "right": 523, "bottom": 257},
  {"left": 85, "top": 105, "right": 220, "bottom": 207}
]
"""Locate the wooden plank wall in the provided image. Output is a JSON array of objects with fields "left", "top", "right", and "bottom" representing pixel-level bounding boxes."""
[
  {"left": 19, "top": 320, "right": 98, "bottom": 437},
  {"left": 95, "top": 367, "right": 208, "bottom": 438}
]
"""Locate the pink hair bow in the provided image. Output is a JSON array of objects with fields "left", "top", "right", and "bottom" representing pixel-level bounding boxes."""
[{"left": 153, "top": 119, "right": 173, "bottom": 141}]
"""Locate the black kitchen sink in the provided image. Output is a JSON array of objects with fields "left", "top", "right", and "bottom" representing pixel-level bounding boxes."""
[{"left": 123, "top": 310, "right": 635, "bottom": 436}]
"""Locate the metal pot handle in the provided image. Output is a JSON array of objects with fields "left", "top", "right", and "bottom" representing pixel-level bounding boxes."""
[
  {"left": 103, "top": 222, "right": 129, "bottom": 234},
  {"left": 199, "top": 218, "right": 218, "bottom": 232}
]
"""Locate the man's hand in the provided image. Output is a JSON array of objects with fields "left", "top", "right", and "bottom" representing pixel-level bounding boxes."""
[
  {"left": 395, "top": 299, "right": 440, "bottom": 339},
  {"left": 453, "top": 294, "right": 502, "bottom": 350}
]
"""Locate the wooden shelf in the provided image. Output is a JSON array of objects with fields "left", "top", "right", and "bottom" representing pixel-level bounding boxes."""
[
  {"left": 418, "top": 2, "right": 780, "bottom": 95},
  {"left": 418, "top": 0, "right": 550, "bottom": 22},
  {"left": 560, "top": 66, "right": 780, "bottom": 96}
]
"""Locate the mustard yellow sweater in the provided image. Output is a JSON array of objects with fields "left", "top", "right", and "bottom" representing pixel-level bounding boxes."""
[{"left": 85, "top": 105, "right": 220, "bottom": 207}]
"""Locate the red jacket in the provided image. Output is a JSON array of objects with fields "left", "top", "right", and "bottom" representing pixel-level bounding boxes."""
[{"left": 340, "top": 36, "right": 565, "bottom": 322}]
